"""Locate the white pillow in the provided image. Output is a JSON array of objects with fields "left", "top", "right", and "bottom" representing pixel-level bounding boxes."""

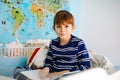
[{"left": 27, "top": 44, "right": 49, "bottom": 69}]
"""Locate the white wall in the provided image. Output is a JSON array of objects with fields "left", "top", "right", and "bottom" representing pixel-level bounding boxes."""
[
  {"left": 79, "top": 0, "right": 120, "bottom": 66},
  {"left": 70, "top": 0, "right": 120, "bottom": 66}
]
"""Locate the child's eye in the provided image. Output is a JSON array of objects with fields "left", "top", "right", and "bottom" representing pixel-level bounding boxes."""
[
  {"left": 66, "top": 26, "right": 69, "bottom": 28},
  {"left": 56, "top": 25, "right": 61, "bottom": 28}
]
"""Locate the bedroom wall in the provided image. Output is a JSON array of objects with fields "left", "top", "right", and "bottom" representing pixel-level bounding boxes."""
[{"left": 70, "top": 0, "right": 120, "bottom": 66}]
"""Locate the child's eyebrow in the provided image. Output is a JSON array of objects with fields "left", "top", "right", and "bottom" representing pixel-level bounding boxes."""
[{"left": 55, "top": 24, "right": 60, "bottom": 26}]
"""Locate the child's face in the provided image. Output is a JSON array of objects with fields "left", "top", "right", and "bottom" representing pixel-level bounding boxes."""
[{"left": 54, "top": 22, "right": 75, "bottom": 41}]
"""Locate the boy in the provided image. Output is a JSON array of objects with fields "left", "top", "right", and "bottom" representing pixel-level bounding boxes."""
[{"left": 40, "top": 10, "right": 91, "bottom": 80}]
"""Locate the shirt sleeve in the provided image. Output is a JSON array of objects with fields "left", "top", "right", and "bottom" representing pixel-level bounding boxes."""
[
  {"left": 77, "top": 40, "right": 91, "bottom": 71},
  {"left": 44, "top": 41, "right": 53, "bottom": 72}
]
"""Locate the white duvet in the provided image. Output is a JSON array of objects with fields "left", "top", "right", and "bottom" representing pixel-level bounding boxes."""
[{"left": 59, "top": 68, "right": 120, "bottom": 80}]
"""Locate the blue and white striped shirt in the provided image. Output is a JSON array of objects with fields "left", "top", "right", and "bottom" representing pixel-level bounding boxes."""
[{"left": 44, "top": 35, "right": 90, "bottom": 72}]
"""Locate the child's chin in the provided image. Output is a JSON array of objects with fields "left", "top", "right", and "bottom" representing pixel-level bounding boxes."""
[{"left": 59, "top": 35, "right": 67, "bottom": 38}]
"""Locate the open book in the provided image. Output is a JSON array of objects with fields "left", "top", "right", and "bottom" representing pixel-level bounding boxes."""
[
  {"left": 20, "top": 70, "right": 80, "bottom": 80},
  {"left": 21, "top": 70, "right": 41, "bottom": 80}
]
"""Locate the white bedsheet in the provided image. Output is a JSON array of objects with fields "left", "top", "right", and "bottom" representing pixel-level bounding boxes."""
[
  {"left": 59, "top": 68, "right": 120, "bottom": 80},
  {"left": 0, "top": 75, "right": 15, "bottom": 80}
]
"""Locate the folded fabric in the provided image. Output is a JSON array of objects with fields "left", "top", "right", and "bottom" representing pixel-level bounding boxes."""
[
  {"left": 27, "top": 44, "right": 48, "bottom": 69},
  {"left": 88, "top": 50, "right": 116, "bottom": 74}
]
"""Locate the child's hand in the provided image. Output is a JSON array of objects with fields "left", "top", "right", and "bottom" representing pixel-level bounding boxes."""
[
  {"left": 48, "top": 70, "right": 70, "bottom": 79},
  {"left": 39, "top": 67, "right": 49, "bottom": 80}
]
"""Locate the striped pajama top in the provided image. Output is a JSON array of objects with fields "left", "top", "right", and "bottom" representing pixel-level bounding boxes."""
[{"left": 44, "top": 35, "right": 90, "bottom": 72}]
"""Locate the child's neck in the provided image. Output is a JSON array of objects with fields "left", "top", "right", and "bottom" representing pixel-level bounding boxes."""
[{"left": 60, "top": 36, "right": 71, "bottom": 46}]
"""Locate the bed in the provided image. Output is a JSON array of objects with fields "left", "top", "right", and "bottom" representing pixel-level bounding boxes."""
[{"left": 0, "top": 47, "right": 120, "bottom": 79}]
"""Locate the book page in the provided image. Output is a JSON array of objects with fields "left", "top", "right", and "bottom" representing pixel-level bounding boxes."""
[
  {"left": 21, "top": 70, "right": 41, "bottom": 80},
  {"left": 53, "top": 71, "right": 80, "bottom": 80},
  {"left": 21, "top": 70, "right": 80, "bottom": 80},
  {"left": 21, "top": 70, "right": 50, "bottom": 80}
]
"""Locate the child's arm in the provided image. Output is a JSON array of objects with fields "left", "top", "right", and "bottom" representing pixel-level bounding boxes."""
[
  {"left": 39, "top": 67, "right": 49, "bottom": 80},
  {"left": 77, "top": 40, "right": 91, "bottom": 70},
  {"left": 48, "top": 70, "right": 70, "bottom": 79},
  {"left": 40, "top": 68, "right": 69, "bottom": 80}
]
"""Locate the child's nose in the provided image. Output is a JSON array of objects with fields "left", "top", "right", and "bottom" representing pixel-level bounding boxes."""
[{"left": 61, "top": 26, "right": 66, "bottom": 32}]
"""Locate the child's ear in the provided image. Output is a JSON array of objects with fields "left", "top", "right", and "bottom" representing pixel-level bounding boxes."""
[
  {"left": 53, "top": 26, "right": 55, "bottom": 30},
  {"left": 73, "top": 25, "right": 75, "bottom": 30}
]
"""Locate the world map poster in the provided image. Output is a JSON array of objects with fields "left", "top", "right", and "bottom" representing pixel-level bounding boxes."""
[{"left": 0, "top": 0, "right": 70, "bottom": 46}]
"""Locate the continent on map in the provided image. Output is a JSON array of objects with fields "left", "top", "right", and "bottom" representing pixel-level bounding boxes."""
[
  {"left": 12, "top": 7, "right": 25, "bottom": 36},
  {"left": 46, "top": 0, "right": 63, "bottom": 14},
  {"left": 30, "top": 3, "right": 45, "bottom": 29}
]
